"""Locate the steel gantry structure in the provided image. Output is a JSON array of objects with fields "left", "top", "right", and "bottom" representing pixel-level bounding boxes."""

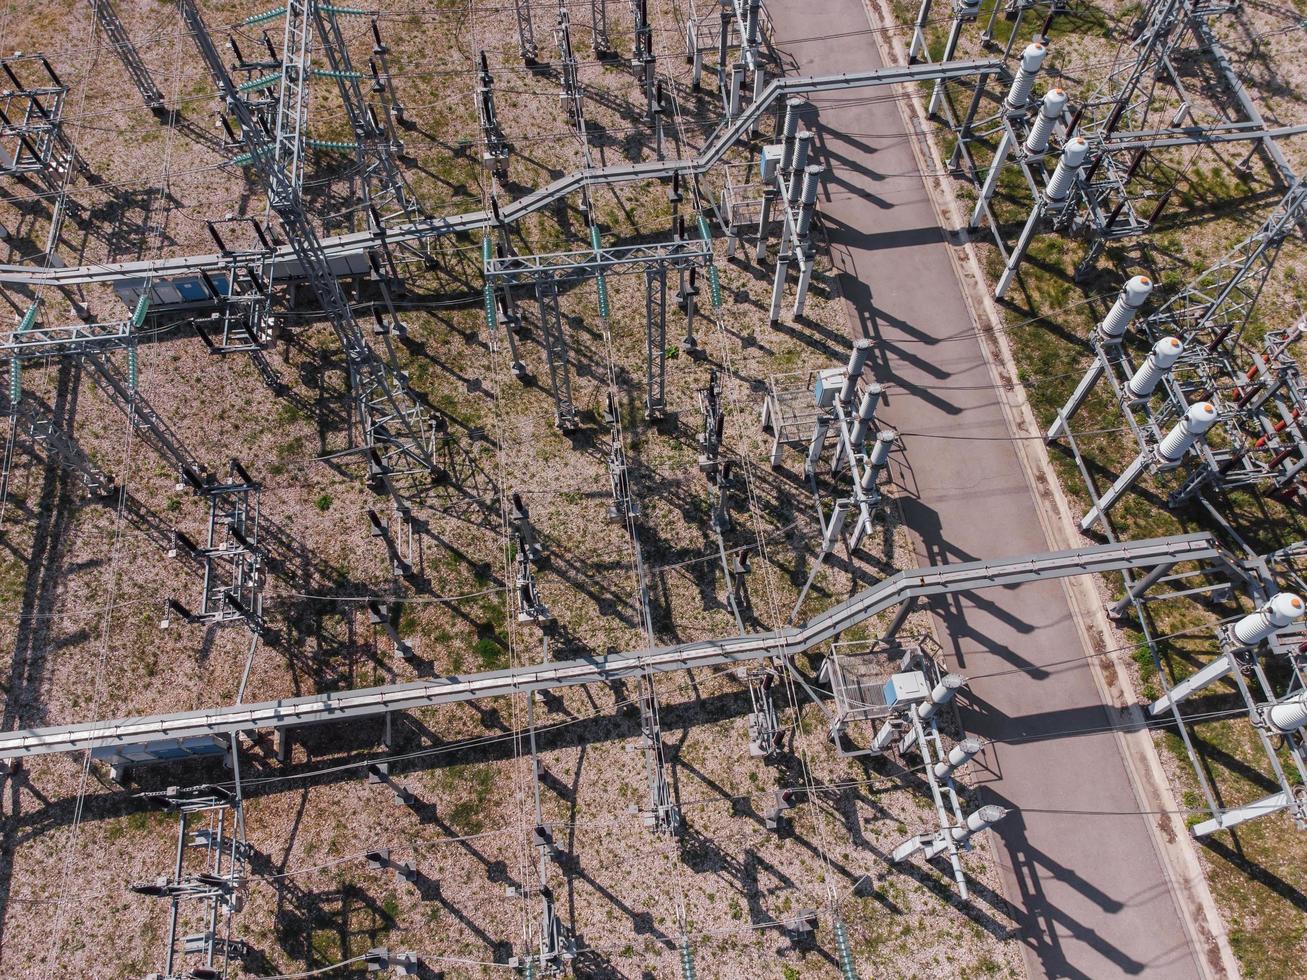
[
  {"left": 1046, "top": 179, "right": 1307, "bottom": 532},
  {"left": 939, "top": 0, "right": 1306, "bottom": 294},
  {"left": 180, "top": 0, "right": 442, "bottom": 500}
]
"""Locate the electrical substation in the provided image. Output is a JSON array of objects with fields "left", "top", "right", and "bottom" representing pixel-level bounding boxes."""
[{"left": 1, "top": 1, "right": 1306, "bottom": 978}]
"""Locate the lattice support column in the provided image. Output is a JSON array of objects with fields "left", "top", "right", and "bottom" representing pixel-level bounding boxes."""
[{"left": 534, "top": 280, "right": 579, "bottom": 431}]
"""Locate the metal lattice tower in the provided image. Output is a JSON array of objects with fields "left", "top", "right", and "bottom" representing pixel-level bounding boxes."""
[
  {"left": 261, "top": 0, "right": 311, "bottom": 193},
  {"left": 591, "top": 0, "right": 613, "bottom": 56},
  {"left": 168, "top": 459, "right": 268, "bottom": 636},
  {"left": 0, "top": 55, "right": 71, "bottom": 181},
  {"left": 1145, "top": 175, "right": 1307, "bottom": 346},
  {"left": 129, "top": 786, "right": 250, "bottom": 979},
  {"left": 1077, "top": 0, "right": 1190, "bottom": 137},
  {"left": 88, "top": 0, "right": 166, "bottom": 113},
  {"left": 482, "top": 198, "right": 719, "bottom": 426},
  {"left": 184, "top": 0, "right": 442, "bottom": 498}
]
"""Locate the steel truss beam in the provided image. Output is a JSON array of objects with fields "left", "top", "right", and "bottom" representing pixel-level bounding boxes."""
[
  {"left": 0, "top": 533, "right": 1219, "bottom": 759},
  {"left": 485, "top": 238, "right": 713, "bottom": 286},
  {"left": 1145, "top": 175, "right": 1307, "bottom": 345},
  {"left": 0, "top": 60, "right": 1003, "bottom": 288}
]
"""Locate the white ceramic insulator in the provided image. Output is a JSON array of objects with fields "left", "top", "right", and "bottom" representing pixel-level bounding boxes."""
[
  {"left": 953, "top": 804, "right": 1007, "bottom": 841},
  {"left": 1006, "top": 42, "right": 1047, "bottom": 110},
  {"left": 850, "top": 384, "right": 883, "bottom": 446},
  {"left": 1266, "top": 691, "right": 1307, "bottom": 733},
  {"left": 840, "top": 340, "right": 873, "bottom": 403},
  {"left": 1233, "top": 592, "right": 1304, "bottom": 647},
  {"left": 917, "top": 673, "right": 965, "bottom": 720},
  {"left": 1157, "top": 402, "right": 1217, "bottom": 462},
  {"left": 1045, "top": 137, "right": 1088, "bottom": 201},
  {"left": 795, "top": 165, "right": 822, "bottom": 236},
  {"left": 933, "top": 737, "right": 983, "bottom": 779},
  {"left": 1098, "top": 275, "right": 1154, "bottom": 341},
  {"left": 1126, "top": 337, "right": 1183, "bottom": 399},
  {"left": 869, "top": 429, "right": 896, "bottom": 467},
  {"left": 1024, "top": 88, "right": 1068, "bottom": 154}
]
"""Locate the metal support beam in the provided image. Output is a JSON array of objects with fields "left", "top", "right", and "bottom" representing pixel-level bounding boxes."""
[
  {"left": 0, "top": 59, "right": 1004, "bottom": 289},
  {"left": 0, "top": 533, "right": 1221, "bottom": 759}
]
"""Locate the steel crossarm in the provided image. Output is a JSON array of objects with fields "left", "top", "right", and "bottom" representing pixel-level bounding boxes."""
[
  {"left": 1, "top": 319, "right": 131, "bottom": 359},
  {"left": 485, "top": 238, "right": 713, "bottom": 285}
]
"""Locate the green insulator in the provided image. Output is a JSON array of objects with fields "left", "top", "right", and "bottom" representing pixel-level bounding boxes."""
[
  {"left": 696, "top": 215, "right": 723, "bottom": 308},
  {"left": 679, "top": 940, "right": 697, "bottom": 980},
  {"left": 127, "top": 347, "right": 138, "bottom": 392},
  {"left": 833, "top": 919, "right": 858, "bottom": 980},
  {"left": 482, "top": 235, "right": 493, "bottom": 265},
  {"left": 706, "top": 264, "right": 723, "bottom": 309},
  {"left": 131, "top": 294, "right": 149, "bottom": 328},
  {"left": 17, "top": 302, "right": 38, "bottom": 333},
  {"left": 237, "top": 72, "right": 281, "bottom": 93},
  {"left": 320, "top": 3, "right": 369, "bottom": 14},
  {"left": 232, "top": 153, "right": 254, "bottom": 167},
  {"left": 591, "top": 226, "right": 609, "bottom": 319},
  {"left": 310, "top": 68, "right": 363, "bottom": 80},
  {"left": 242, "top": 5, "right": 287, "bottom": 26},
  {"left": 483, "top": 284, "right": 497, "bottom": 330},
  {"left": 9, "top": 359, "right": 19, "bottom": 406},
  {"left": 306, "top": 138, "right": 358, "bottom": 151}
]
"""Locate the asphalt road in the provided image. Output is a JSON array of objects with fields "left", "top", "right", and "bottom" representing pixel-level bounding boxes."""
[{"left": 765, "top": 3, "right": 1204, "bottom": 976}]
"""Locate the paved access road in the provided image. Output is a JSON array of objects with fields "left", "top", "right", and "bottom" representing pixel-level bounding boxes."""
[{"left": 766, "top": 2, "right": 1203, "bottom": 976}]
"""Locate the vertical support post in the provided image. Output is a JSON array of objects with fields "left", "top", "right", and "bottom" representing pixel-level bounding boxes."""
[
  {"left": 926, "top": 16, "right": 967, "bottom": 117},
  {"left": 645, "top": 265, "right": 667, "bottom": 419},
  {"left": 792, "top": 164, "right": 823, "bottom": 318}
]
